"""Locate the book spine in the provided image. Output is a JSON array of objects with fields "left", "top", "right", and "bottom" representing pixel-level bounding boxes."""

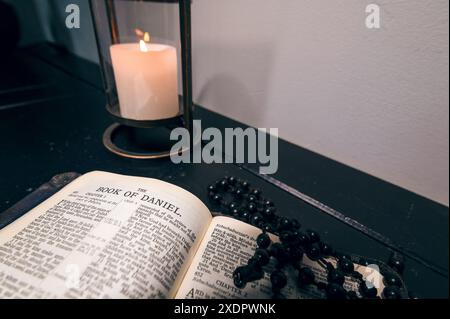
[{"left": 0, "top": 172, "right": 80, "bottom": 229}]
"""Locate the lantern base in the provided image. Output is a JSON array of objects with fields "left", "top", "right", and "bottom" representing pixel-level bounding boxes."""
[{"left": 103, "top": 123, "right": 185, "bottom": 160}]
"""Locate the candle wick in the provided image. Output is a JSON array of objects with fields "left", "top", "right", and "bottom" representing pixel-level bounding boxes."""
[{"left": 139, "top": 40, "right": 149, "bottom": 52}]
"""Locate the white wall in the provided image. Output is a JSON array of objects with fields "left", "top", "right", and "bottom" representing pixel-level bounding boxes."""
[
  {"left": 10, "top": 0, "right": 449, "bottom": 205},
  {"left": 191, "top": 0, "right": 449, "bottom": 205}
]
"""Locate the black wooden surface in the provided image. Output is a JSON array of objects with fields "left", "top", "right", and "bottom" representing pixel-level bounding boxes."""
[{"left": 0, "top": 46, "right": 448, "bottom": 298}]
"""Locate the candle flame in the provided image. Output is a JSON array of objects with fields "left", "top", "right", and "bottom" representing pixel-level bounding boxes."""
[
  {"left": 144, "top": 32, "right": 151, "bottom": 43},
  {"left": 139, "top": 40, "right": 149, "bottom": 52},
  {"left": 135, "top": 28, "right": 151, "bottom": 43}
]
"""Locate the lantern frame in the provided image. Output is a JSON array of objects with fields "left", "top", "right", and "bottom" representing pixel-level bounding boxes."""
[{"left": 90, "top": 0, "right": 193, "bottom": 159}]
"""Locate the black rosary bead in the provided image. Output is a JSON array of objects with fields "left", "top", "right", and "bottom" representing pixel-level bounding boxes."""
[
  {"left": 306, "top": 230, "right": 320, "bottom": 243},
  {"left": 360, "top": 283, "right": 378, "bottom": 298},
  {"left": 208, "top": 191, "right": 216, "bottom": 199},
  {"left": 212, "top": 194, "right": 222, "bottom": 203},
  {"left": 383, "top": 286, "right": 401, "bottom": 299},
  {"left": 338, "top": 258, "right": 355, "bottom": 274},
  {"left": 280, "top": 231, "right": 294, "bottom": 243},
  {"left": 248, "top": 267, "right": 265, "bottom": 282},
  {"left": 263, "top": 207, "right": 276, "bottom": 219},
  {"left": 254, "top": 248, "right": 271, "bottom": 266},
  {"left": 285, "top": 246, "right": 304, "bottom": 261},
  {"left": 220, "top": 200, "right": 230, "bottom": 208},
  {"left": 240, "top": 180, "right": 250, "bottom": 190},
  {"left": 290, "top": 219, "right": 301, "bottom": 230},
  {"left": 248, "top": 195, "right": 257, "bottom": 203},
  {"left": 233, "top": 188, "right": 244, "bottom": 197},
  {"left": 270, "top": 270, "right": 288, "bottom": 291},
  {"left": 247, "top": 257, "right": 259, "bottom": 267},
  {"left": 229, "top": 202, "right": 239, "bottom": 210},
  {"left": 306, "top": 244, "right": 321, "bottom": 261},
  {"left": 263, "top": 200, "right": 274, "bottom": 207},
  {"left": 269, "top": 243, "right": 289, "bottom": 265},
  {"left": 262, "top": 223, "right": 274, "bottom": 233},
  {"left": 208, "top": 185, "right": 217, "bottom": 192},
  {"left": 236, "top": 263, "right": 264, "bottom": 284},
  {"left": 388, "top": 253, "right": 405, "bottom": 274},
  {"left": 383, "top": 273, "right": 402, "bottom": 287},
  {"left": 290, "top": 231, "right": 300, "bottom": 244},
  {"left": 326, "top": 283, "right": 347, "bottom": 299},
  {"left": 233, "top": 277, "right": 246, "bottom": 289},
  {"left": 227, "top": 176, "right": 237, "bottom": 185},
  {"left": 269, "top": 243, "right": 283, "bottom": 258},
  {"left": 352, "top": 271, "right": 363, "bottom": 281},
  {"left": 251, "top": 189, "right": 261, "bottom": 197},
  {"left": 278, "top": 217, "right": 292, "bottom": 230},
  {"left": 339, "top": 254, "right": 352, "bottom": 261},
  {"left": 297, "top": 233, "right": 311, "bottom": 246},
  {"left": 250, "top": 213, "right": 264, "bottom": 226},
  {"left": 256, "top": 233, "right": 271, "bottom": 249},
  {"left": 231, "top": 209, "right": 240, "bottom": 218},
  {"left": 358, "top": 258, "right": 370, "bottom": 266},
  {"left": 240, "top": 211, "right": 250, "bottom": 221},
  {"left": 218, "top": 179, "right": 229, "bottom": 189},
  {"left": 233, "top": 266, "right": 250, "bottom": 288},
  {"left": 327, "top": 269, "right": 345, "bottom": 285},
  {"left": 276, "top": 246, "right": 290, "bottom": 265},
  {"left": 247, "top": 202, "right": 257, "bottom": 212},
  {"left": 319, "top": 242, "right": 333, "bottom": 256},
  {"left": 298, "top": 267, "right": 315, "bottom": 286},
  {"left": 248, "top": 267, "right": 264, "bottom": 282}
]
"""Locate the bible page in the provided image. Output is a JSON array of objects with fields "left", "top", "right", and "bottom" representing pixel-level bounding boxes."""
[
  {"left": 175, "top": 216, "right": 383, "bottom": 299},
  {"left": 0, "top": 171, "right": 212, "bottom": 298}
]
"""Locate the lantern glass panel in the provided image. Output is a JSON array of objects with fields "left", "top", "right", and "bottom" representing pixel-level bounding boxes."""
[{"left": 91, "top": 0, "right": 184, "bottom": 122}]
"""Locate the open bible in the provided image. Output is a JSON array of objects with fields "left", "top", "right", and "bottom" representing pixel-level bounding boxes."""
[{"left": 0, "top": 171, "right": 384, "bottom": 299}]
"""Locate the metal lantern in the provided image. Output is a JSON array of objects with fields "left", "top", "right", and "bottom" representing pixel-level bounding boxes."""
[{"left": 90, "top": 0, "right": 192, "bottom": 159}]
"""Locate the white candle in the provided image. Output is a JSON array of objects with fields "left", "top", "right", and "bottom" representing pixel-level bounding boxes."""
[{"left": 110, "top": 41, "right": 179, "bottom": 120}]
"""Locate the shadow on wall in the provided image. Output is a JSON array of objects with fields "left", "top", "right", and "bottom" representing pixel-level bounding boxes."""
[{"left": 194, "top": 41, "right": 276, "bottom": 126}]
